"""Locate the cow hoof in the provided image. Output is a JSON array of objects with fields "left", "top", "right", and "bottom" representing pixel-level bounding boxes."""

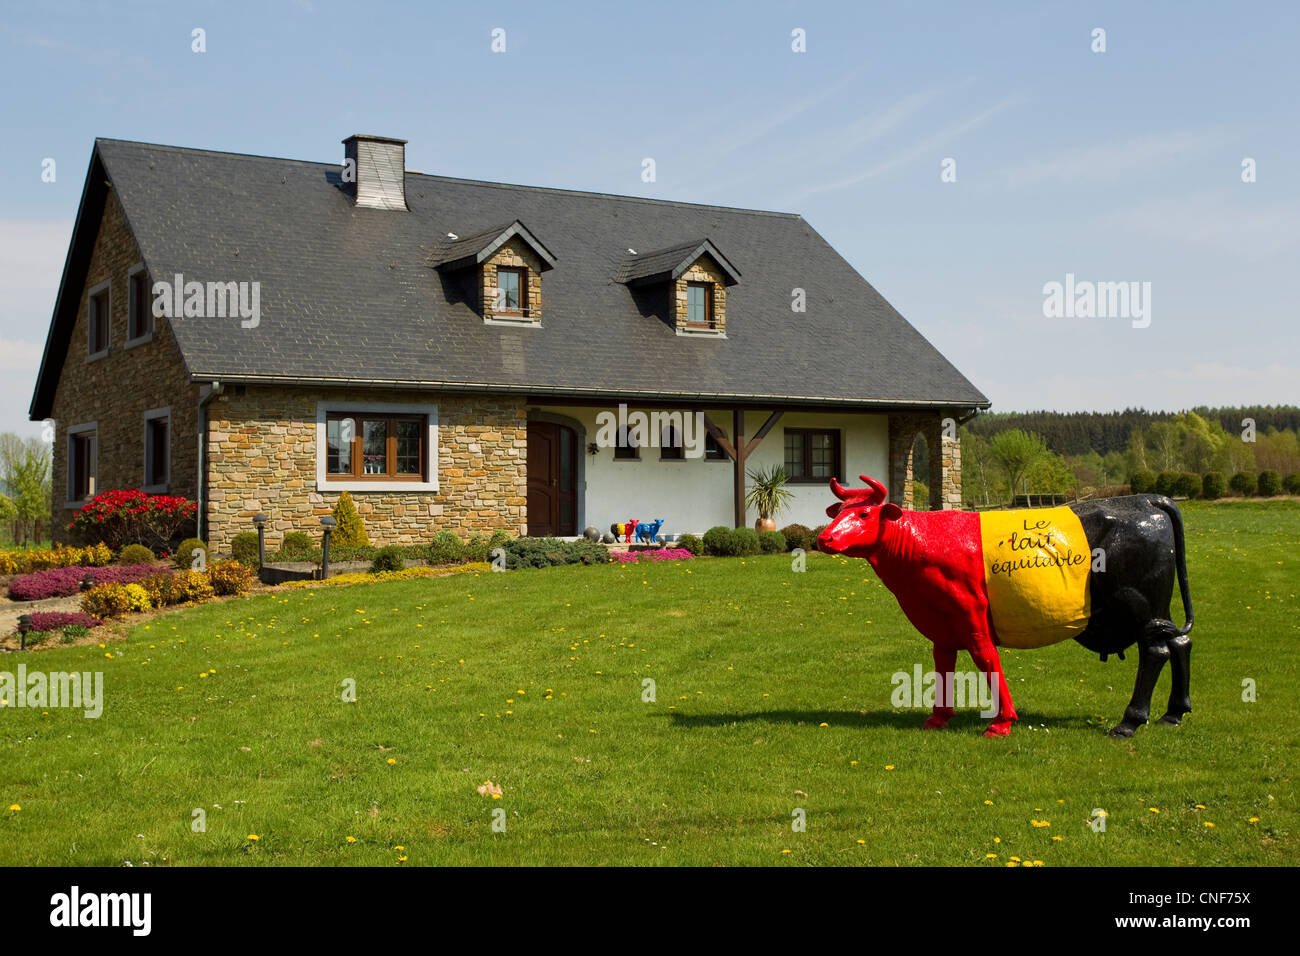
[
  {"left": 1156, "top": 713, "right": 1183, "bottom": 727},
  {"left": 922, "top": 716, "right": 950, "bottom": 730},
  {"left": 983, "top": 722, "right": 1012, "bottom": 738},
  {"left": 1108, "top": 722, "right": 1138, "bottom": 738}
]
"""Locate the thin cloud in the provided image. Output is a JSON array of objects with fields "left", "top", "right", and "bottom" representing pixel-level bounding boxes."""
[{"left": 1003, "top": 130, "right": 1223, "bottom": 188}]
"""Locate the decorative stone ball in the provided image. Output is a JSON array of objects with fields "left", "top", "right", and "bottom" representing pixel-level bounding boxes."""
[
  {"left": 602, "top": 533, "right": 616, "bottom": 544},
  {"left": 583, "top": 526, "right": 601, "bottom": 541}
]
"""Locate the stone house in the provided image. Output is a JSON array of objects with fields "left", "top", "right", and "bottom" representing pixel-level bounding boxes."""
[{"left": 30, "top": 135, "right": 988, "bottom": 550}]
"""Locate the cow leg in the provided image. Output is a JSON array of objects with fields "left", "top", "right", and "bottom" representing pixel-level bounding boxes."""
[
  {"left": 1109, "top": 626, "right": 1171, "bottom": 738},
  {"left": 923, "top": 645, "right": 959, "bottom": 729},
  {"left": 967, "top": 640, "right": 1017, "bottom": 737},
  {"left": 1157, "top": 633, "right": 1192, "bottom": 726}
]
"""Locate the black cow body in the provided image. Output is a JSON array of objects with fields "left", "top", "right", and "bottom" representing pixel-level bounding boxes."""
[{"left": 1068, "top": 494, "right": 1195, "bottom": 737}]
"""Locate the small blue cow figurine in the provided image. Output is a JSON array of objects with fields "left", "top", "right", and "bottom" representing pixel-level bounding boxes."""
[{"left": 634, "top": 519, "right": 664, "bottom": 544}]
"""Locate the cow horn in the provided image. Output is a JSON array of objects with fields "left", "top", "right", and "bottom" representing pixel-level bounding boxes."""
[
  {"left": 860, "top": 475, "right": 888, "bottom": 503},
  {"left": 830, "top": 477, "right": 849, "bottom": 501}
]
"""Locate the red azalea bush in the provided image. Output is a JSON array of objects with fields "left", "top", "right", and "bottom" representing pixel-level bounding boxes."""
[
  {"left": 68, "top": 490, "right": 197, "bottom": 550},
  {"left": 25, "top": 611, "right": 104, "bottom": 632},
  {"left": 8, "top": 563, "right": 164, "bottom": 602}
]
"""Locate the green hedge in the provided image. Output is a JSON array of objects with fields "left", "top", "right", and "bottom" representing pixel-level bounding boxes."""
[{"left": 505, "top": 537, "right": 608, "bottom": 569}]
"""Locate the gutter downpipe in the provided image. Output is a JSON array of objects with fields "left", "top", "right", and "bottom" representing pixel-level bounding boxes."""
[{"left": 196, "top": 381, "right": 223, "bottom": 541}]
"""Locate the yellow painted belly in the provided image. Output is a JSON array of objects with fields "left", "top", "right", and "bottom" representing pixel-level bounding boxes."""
[{"left": 980, "top": 506, "right": 1092, "bottom": 649}]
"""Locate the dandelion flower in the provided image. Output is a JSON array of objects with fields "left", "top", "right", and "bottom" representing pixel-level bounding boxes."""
[
  {"left": 7, "top": 804, "right": 19, "bottom": 812},
  {"left": 346, "top": 836, "right": 356, "bottom": 843},
  {"left": 247, "top": 834, "right": 260, "bottom": 841},
  {"left": 386, "top": 758, "right": 396, "bottom": 765}
]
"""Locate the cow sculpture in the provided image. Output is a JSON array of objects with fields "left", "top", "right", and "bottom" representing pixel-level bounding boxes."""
[{"left": 817, "top": 476, "right": 1193, "bottom": 738}]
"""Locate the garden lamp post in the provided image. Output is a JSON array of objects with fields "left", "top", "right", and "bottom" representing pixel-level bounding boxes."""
[
  {"left": 319, "top": 515, "right": 337, "bottom": 579},
  {"left": 17, "top": 614, "right": 32, "bottom": 651},
  {"left": 252, "top": 513, "right": 268, "bottom": 568}
]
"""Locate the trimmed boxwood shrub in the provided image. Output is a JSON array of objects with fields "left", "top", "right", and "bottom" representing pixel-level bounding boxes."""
[
  {"left": 173, "top": 537, "right": 209, "bottom": 570},
  {"left": 281, "top": 531, "right": 313, "bottom": 555},
  {"left": 1172, "top": 473, "right": 1200, "bottom": 499},
  {"left": 231, "top": 532, "right": 260, "bottom": 566},
  {"left": 504, "top": 537, "right": 609, "bottom": 569},
  {"left": 370, "top": 545, "right": 407, "bottom": 573},
  {"left": 1284, "top": 473, "right": 1300, "bottom": 495},
  {"left": 758, "top": 530, "right": 787, "bottom": 553},
  {"left": 1229, "top": 471, "right": 1257, "bottom": 497},
  {"left": 778, "top": 523, "right": 813, "bottom": 552},
  {"left": 1154, "top": 471, "right": 1178, "bottom": 497},
  {"left": 1129, "top": 471, "right": 1157, "bottom": 494},
  {"left": 677, "top": 533, "right": 703, "bottom": 556},
  {"left": 1201, "top": 472, "right": 1226, "bottom": 500},
  {"left": 702, "top": 526, "right": 735, "bottom": 556},
  {"left": 119, "top": 544, "right": 154, "bottom": 565},
  {"left": 427, "top": 530, "right": 465, "bottom": 566},
  {"left": 730, "top": 528, "right": 761, "bottom": 556},
  {"left": 1257, "top": 470, "right": 1282, "bottom": 497}
]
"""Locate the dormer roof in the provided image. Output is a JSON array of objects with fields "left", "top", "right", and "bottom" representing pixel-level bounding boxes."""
[
  {"left": 430, "top": 219, "right": 557, "bottom": 273},
  {"left": 617, "top": 238, "right": 740, "bottom": 288}
]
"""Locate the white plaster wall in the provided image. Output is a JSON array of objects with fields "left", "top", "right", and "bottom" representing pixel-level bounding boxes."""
[{"left": 531, "top": 405, "right": 888, "bottom": 536}]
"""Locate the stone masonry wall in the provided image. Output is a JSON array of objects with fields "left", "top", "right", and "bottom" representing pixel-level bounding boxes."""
[
  {"left": 204, "top": 387, "right": 527, "bottom": 550},
  {"left": 480, "top": 237, "right": 543, "bottom": 323},
  {"left": 674, "top": 255, "right": 727, "bottom": 333},
  {"left": 50, "top": 189, "right": 200, "bottom": 542},
  {"left": 887, "top": 413, "right": 962, "bottom": 510}
]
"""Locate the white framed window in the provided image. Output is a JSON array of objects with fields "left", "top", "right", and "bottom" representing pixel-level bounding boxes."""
[
  {"left": 143, "top": 406, "right": 171, "bottom": 492},
  {"left": 87, "top": 280, "right": 111, "bottom": 359},
  {"left": 315, "top": 400, "right": 439, "bottom": 492},
  {"left": 126, "top": 263, "right": 153, "bottom": 346},
  {"left": 67, "top": 422, "right": 98, "bottom": 507}
]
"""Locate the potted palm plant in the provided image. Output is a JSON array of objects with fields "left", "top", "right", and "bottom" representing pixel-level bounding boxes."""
[{"left": 746, "top": 465, "right": 794, "bottom": 532}]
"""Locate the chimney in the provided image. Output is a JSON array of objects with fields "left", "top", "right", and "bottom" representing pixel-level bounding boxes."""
[{"left": 342, "top": 134, "right": 408, "bottom": 211}]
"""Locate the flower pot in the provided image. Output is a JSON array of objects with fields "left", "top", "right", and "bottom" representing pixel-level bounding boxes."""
[{"left": 755, "top": 517, "right": 776, "bottom": 533}]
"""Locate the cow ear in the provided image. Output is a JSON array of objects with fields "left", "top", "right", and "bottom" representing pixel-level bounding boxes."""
[{"left": 880, "top": 503, "right": 903, "bottom": 521}]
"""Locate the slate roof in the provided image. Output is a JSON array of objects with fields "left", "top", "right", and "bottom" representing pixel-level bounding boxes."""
[{"left": 31, "top": 138, "right": 989, "bottom": 418}]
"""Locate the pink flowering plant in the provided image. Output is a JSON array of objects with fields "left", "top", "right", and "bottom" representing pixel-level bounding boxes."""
[
  {"left": 8, "top": 563, "right": 165, "bottom": 602},
  {"left": 68, "top": 490, "right": 197, "bottom": 550},
  {"left": 24, "top": 611, "right": 104, "bottom": 632},
  {"left": 612, "top": 548, "right": 693, "bottom": 564}
]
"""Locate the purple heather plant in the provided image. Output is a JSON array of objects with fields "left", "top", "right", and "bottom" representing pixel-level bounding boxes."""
[
  {"left": 25, "top": 611, "right": 104, "bottom": 632},
  {"left": 8, "top": 563, "right": 168, "bottom": 602}
]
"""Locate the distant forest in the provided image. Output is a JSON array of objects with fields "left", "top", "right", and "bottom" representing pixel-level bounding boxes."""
[
  {"left": 908, "top": 405, "right": 1300, "bottom": 508},
  {"left": 963, "top": 406, "right": 1300, "bottom": 458}
]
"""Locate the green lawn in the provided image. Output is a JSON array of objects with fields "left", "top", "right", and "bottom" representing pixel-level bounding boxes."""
[{"left": 2, "top": 500, "right": 1296, "bottom": 866}]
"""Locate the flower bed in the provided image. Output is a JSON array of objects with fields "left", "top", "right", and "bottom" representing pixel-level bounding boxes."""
[
  {"left": 8, "top": 563, "right": 163, "bottom": 602},
  {"left": 0, "top": 543, "right": 114, "bottom": 576},
  {"left": 612, "top": 548, "right": 693, "bottom": 563},
  {"left": 23, "top": 611, "right": 104, "bottom": 632}
]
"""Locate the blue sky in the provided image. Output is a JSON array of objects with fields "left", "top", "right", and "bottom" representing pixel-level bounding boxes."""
[{"left": 2, "top": 0, "right": 1296, "bottom": 437}]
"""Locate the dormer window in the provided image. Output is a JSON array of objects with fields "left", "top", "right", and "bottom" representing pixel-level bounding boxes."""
[
  {"left": 686, "top": 282, "right": 713, "bottom": 329},
  {"left": 429, "top": 219, "right": 556, "bottom": 327},
  {"left": 496, "top": 267, "right": 527, "bottom": 315},
  {"left": 617, "top": 238, "right": 739, "bottom": 338}
]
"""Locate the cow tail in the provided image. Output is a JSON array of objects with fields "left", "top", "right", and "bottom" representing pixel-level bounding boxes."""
[{"left": 1154, "top": 497, "right": 1194, "bottom": 635}]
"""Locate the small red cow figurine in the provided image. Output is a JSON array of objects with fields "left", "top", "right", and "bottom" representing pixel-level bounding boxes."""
[{"left": 817, "top": 476, "right": 1193, "bottom": 737}]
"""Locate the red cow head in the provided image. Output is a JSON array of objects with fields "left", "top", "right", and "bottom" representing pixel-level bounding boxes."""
[{"left": 817, "top": 475, "right": 903, "bottom": 557}]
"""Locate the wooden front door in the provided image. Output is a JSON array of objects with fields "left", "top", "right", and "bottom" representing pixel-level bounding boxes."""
[{"left": 526, "top": 421, "right": 577, "bottom": 536}]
